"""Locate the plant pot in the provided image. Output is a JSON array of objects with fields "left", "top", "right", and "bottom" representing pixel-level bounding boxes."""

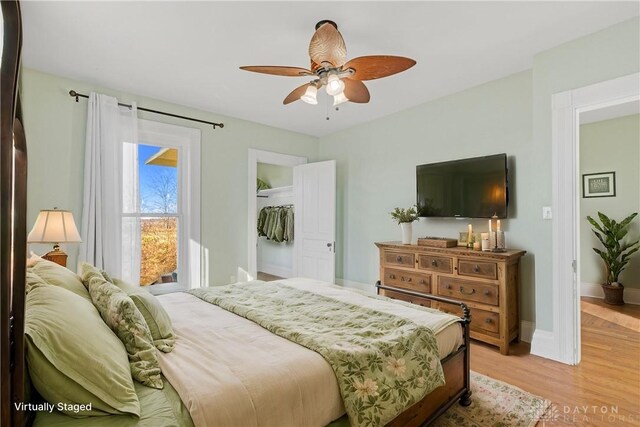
[
  {"left": 400, "top": 222, "right": 412, "bottom": 244},
  {"left": 601, "top": 283, "right": 625, "bottom": 305}
]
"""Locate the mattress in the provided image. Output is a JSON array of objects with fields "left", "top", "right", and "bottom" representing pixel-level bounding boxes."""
[{"left": 157, "top": 279, "right": 463, "bottom": 427}]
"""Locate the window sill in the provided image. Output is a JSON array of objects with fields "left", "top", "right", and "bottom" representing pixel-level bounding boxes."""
[{"left": 146, "top": 282, "right": 189, "bottom": 296}]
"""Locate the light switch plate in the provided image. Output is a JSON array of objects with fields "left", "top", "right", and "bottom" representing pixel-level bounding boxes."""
[{"left": 542, "top": 206, "right": 552, "bottom": 220}]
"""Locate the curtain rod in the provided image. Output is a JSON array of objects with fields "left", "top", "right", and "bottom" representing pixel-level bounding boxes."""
[{"left": 68, "top": 90, "right": 224, "bottom": 129}]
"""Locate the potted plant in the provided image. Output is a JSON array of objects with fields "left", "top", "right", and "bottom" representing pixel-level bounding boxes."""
[
  {"left": 587, "top": 212, "right": 639, "bottom": 305},
  {"left": 390, "top": 206, "right": 419, "bottom": 244}
]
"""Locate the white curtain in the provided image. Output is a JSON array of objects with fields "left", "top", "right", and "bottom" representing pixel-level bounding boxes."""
[{"left": 78, "top": 92, "right": 139, "bottom": 284}]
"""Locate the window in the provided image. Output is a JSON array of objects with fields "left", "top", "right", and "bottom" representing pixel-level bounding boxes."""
[{"left": 121, "top": 120, "right": 201, "bottom": 293}]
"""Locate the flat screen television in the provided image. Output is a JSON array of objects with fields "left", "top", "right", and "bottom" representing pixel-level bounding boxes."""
[{"left": 416, "top": 154, "right": 508, "bottom": 218}]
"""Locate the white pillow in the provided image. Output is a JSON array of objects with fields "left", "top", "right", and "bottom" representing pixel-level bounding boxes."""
[{"left": 26, "top": 251, "right": 43, "bottom": 268}]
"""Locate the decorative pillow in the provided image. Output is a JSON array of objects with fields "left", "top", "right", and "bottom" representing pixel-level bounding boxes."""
[
  {"left": 111, "top": 277, "right": 176, "bottom": 353},
  {"left": 81, "top": 264, "right": 164, "bottom": 389},
  {"left": 28, "top": 258, "right": 90, "bottom": 301},
  {"left": 25, "top": 284, "right": 140, "bottom": 417}
]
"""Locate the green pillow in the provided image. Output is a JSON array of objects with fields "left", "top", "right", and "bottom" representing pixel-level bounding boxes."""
[
  {"left": 28, "top": 258, "right": 90, "bottom": 301},
  {"left": 112, "top": 278, "right": 176, "bottom": 353},
  {"left": 81, "top": 264, "right": 163, "bottom": 390},
  {"left": 25, "top": 284, "right": 140, "bottom": 417},
  {"left": 25, "top": 270, "right": 48, "bottom": 293}
]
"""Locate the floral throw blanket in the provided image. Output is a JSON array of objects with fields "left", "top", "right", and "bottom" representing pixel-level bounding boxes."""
[{"left": 188, "top": 281, "right": 445, "bottom": 427}]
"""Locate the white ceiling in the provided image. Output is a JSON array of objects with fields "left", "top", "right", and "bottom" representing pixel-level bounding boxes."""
[
  {"left": 580, "top": 100, "right": 640, "bottom": 124},
  {"left": 21, "top": 1, "right": 639, "bottom": 137}
]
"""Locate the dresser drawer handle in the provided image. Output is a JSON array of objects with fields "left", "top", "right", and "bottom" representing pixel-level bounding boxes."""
[
  {"left": 431, "top": 260, "right": 438, "bottom": 267},
  {"left": 484, "top": 290, "right": 491, "bottom": 296},
  {"left": 473, "top": 265, "right": 481, "bottom": 273},
  {"left": 446, "top": 284, "right": 452, "bottom": 290},
  {"left": 485, "top": 318, "right": 493, "bottom": 324},
  {"left": 459, "top": 286, "right": 476, "bottom": 295},
  {"left": 419, "top": 279, "right": 426, "bottom": 285},
  {"left": 389, "top": 274, "right": 396, "bottom": 279},
  {"left": 396, "top": 256, "right": 403, "bottom": 262}
]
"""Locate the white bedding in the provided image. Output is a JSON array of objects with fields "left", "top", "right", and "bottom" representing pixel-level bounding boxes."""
[{"left": 157, "top": 279, "right": 463, "bottom": 427}]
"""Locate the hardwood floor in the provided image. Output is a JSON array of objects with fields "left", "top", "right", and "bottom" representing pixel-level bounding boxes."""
[
  {"left": 471, "top": 298, "right": 640, "bottom": 426},
  {"left": 257, "top": 271, "right": 284, "bottom": 281}
]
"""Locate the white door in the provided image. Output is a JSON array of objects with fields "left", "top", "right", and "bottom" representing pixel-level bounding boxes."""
[{"left": 294, "top": 160, "right": 336, "bottom": 283}]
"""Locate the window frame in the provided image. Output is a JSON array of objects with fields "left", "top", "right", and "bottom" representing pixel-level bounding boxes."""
[{"left": 123, "top": 119, "right": 201, "bottom": 294}]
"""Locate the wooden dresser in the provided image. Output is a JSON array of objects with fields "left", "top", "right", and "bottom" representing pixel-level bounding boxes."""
[{"left": 375, "top": 242, "right": 526, "bottom": 355}]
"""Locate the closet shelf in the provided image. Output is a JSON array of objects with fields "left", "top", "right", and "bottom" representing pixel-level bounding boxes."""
[{"left": 257, "top": 185, "right": 293, "bottom": 197}]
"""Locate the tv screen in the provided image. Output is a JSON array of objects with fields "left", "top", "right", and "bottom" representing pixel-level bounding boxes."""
[{"left": 416, "top": 154, "right": 508, "bottom": 218}]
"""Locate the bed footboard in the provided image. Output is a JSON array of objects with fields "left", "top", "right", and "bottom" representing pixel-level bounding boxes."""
[{"left": 375, "top": 281, "right": 472, "bottom": 426}]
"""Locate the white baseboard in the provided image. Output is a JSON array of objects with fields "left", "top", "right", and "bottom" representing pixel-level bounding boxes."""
[
  {"left": 520, "top": 321, "right": 535, "bottom": 343},
  {"left": 257, "top": 262, "right": 292, "bottom": 279},
  {"left": 335, "top": 278, "right": 376, "bottom": 295},
  {"left": 530, "top": 329, "right": 564, "bottom": 363},
  {"left": 581, "top": 282, "right": 640, "bottom": 305}
]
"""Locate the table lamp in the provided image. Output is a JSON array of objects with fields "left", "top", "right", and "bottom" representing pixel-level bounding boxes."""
[{"left": 27, "top": 208, "right": 82, "bottom": 267}]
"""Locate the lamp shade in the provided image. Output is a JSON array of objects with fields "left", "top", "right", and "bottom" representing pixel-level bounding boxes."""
[{"left": 27, "top": 209, "right": 82, "bottom": 243}]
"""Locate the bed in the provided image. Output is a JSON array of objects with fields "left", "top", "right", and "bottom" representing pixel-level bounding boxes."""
[
  {"left": 0, "top": 3, "right": 471, "bottom": 426},
  {"left": 27, "top": 278, "right": 470, "bottom": 427}
]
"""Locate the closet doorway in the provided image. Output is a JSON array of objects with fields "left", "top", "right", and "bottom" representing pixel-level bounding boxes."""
[
  {"left": 247, "top": 150, "right": 306, "bottom": 281},
  {"left": 247, "top": 149, "right": 337, "bottom": 283},
  {"left": 256, "top": 163, "right": 295, "bottom": 280}
]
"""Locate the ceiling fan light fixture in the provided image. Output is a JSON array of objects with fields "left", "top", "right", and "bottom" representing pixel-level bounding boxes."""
[
  {"left": 300, "top": 85, "right": 318, "bottom": 104},
  {"left": 325, "top": 72, "right": 345, "bottom": 96},
  {"left": 333, "top": 92, "right": 349, "bottom": 106}
]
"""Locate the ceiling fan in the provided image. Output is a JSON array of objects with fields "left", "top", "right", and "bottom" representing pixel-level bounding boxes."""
[{"left": 240, "top": 20, "right": 416, "bottom": 106}]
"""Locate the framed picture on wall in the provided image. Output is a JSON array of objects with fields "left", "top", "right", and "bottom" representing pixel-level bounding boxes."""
[{"left": 583, "top": 172, "right": 616, "bottom": 198}]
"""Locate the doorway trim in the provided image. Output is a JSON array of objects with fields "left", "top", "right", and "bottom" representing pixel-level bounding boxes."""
[
  {"left": 247, "top": 149, "right": 307, "bottom": 279},
  {"left": 540, "top": 72, "right": 639, "bottom": 365}
]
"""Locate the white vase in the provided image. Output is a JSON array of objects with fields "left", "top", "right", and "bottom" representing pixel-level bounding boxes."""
[{"left": 400, "top": 222, "right": 412, "bottom": 244}]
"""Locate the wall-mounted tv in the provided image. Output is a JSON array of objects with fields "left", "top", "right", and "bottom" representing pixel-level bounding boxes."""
[{"left": 416, "top": 154, "right": 508, "bottom": 218}]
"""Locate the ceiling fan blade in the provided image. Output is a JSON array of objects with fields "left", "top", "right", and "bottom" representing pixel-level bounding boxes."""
[
  {"left": 308, "top": 23, "right": 347, "bottom": 68},
  {"left": 283, "top": 83, "right": 312, "bottom": 105},
  {"left": 239, "top": 66, "right": 313, "bottom": 77},
  {"left": 343, "top": 79, "right": 370, "bottom": 103},
  {"left": 342, "top": 56, "right": 416, "bottom": 81}
]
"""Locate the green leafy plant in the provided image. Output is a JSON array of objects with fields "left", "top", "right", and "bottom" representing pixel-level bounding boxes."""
[
  {"left": 587, "top": 212, "right": 639, "bottom": 286},
  {"left": 390, "top": 206, "right": 419, "bottom": 224}
]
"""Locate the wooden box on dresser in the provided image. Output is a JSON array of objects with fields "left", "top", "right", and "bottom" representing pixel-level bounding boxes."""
[{"left": 375, "top": 242, "right": 526, "bottom": 355}]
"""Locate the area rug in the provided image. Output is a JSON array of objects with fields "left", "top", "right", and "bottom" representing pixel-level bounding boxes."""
[{"left": 432, "top": 371, "right": 552, "bottom": 427}]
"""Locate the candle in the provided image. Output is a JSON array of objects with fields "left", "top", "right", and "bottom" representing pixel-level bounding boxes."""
[
  {"left": 488, "top": 219, "right": 492, "bottom": 234},
  {"left": 468, "top": 223, "right": 473, "bottom": 237},
  {"left": 497, "top": 220, "right": 501, "bottom": 232}
]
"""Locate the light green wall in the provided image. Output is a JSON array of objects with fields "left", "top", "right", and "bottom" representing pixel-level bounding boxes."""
[
  {"left": 318, "top": 71, "right": 536, "bottom": 321},
  {"left": 21, "top": 17, "right": 640, "bottom": 327},
  {"left": 317, "top": 17, "right": 640, "bottom": 326},
  {"left": 580, "top": 114, "right": 640, "bottom": 288},
  {"left": 21, "top": 68, "right": 318, "bottom": 285},
  {"left": 531, "top": 17, "right": 639, "bottom": 329},
  {"left": 257, "top": 162, "right": 293, "bottom": 188}
]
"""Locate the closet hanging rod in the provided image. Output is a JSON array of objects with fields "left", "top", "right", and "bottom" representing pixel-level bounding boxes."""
[{"left": 68, "top": 90, "right": 224, "bottom": 129}]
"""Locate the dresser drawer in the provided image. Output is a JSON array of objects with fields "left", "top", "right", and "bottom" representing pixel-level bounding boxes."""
[
  {"left": 384, "top": 251, "right": 415, "bottom": 267},
  {"left": 380, "top": 289, "right": 432, "bottom": 308},
  {"left": 437, "top": 277, "right": 499, "bottom": 306},
  {"left": 418, "top": 255, "right": 453, "bottom": 274},
  {"left": 435, "top": 303, "right": 499, "bottom": 335},
  {"left": 458, "top": 260, "right": 498, "bottom": 280},
  {"left": 470, "top": 308, "right": 500, "bottom": 334},
  {"left": 383, "top": 269, "right": 431, "bottom": 293}
]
